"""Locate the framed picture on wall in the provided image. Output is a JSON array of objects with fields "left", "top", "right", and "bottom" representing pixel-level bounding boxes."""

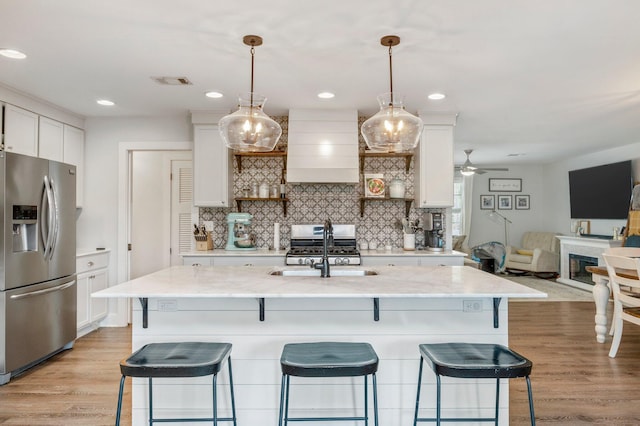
[
  {"left": 489, "top": 178, "right": 522, "bottom": 192},
  {"left": 515, "top": 195, "right": 530, "bottom": 210},
  {"left": 480, "top": 194, "right": 495, "bottom": 210},
  {"left": 498, "top": 195, "right": 512, "bottom": 210}
]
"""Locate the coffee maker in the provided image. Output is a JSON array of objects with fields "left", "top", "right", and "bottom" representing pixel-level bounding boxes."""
[
  {"left": 424, "top": 212, "right": 444, "bottom": 252},
  {"left": 225, "top": 213, "right": 257, "bottom": 251}
]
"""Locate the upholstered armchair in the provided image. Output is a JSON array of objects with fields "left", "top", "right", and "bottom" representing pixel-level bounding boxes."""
[{"left": 504, "top": 232, "right": 561, "bottom": 275}]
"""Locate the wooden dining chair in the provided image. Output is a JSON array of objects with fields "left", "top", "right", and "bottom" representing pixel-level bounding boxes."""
[
  {"left": 604, "top": 248, "right": 640, "bottom": 337},
  {"left": 602, "top": 253, "right": 640, "bottom": 357}
]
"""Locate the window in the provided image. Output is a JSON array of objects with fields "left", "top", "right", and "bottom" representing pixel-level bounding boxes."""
[{"left": 451, "top": 176, "right": 463, "bottom": 235}]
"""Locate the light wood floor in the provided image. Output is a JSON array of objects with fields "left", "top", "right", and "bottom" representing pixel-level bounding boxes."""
[{"left": 0, "top": 301, "right": 639, "bottom": 425}]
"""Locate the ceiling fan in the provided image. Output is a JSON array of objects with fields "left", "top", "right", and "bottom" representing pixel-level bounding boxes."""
[{"left": 455, "top": 149, "right": 509, "bottom": 175}]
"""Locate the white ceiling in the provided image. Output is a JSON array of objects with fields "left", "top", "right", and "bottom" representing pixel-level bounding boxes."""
[{"left": 1, "top": 0, "right": 639, "bottom": 166}]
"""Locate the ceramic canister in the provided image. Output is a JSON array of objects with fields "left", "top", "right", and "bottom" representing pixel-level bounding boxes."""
[{"left": 389, "top": 178, "right": 406, "bottom": 198}]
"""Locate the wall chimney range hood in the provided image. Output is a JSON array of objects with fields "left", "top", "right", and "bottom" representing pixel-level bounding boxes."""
[{"left": 286, "top": 109, "right": 359, "bottom": 183}]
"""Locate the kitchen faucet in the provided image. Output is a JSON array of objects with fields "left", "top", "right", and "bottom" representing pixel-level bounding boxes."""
[{"left": 313, "top": 219, "right": 333, "bottom": 277}]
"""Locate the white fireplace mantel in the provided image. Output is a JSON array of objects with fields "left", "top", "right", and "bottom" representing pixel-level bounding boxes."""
[{"left": 557, "top": 235, "right": 622, "bottom": 290}]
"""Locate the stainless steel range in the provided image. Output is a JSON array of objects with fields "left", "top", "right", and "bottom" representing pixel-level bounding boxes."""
[{"left": 286, "top": 224, "right": 361, "bottom": 266}]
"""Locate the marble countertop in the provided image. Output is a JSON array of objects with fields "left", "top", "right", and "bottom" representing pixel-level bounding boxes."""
[
  {"left": 181, "top": 249, "right": 467, "bottom": 257},
  {"left": 93, "top": 265, "right": 545, "bottom": 299}
]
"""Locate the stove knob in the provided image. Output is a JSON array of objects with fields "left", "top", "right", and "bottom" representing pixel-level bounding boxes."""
[
  {"left": 298, "top": 258, "right": 304, "bottom": 265},
  {"left": 343, "top": 257, "right": 350, "bottom": 265}
]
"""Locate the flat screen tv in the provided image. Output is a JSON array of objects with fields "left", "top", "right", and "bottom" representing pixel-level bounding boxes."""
[{"left": 569, "top": 160, "right": 632, "bottom": 219}]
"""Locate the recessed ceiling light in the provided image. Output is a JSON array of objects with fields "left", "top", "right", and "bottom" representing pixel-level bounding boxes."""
[
  {"left": 428, "top": 93, "right": 446, "bottom": 100},
  {"left": 205, "top": 91, "right": 224, "bottom": 99},
  {"left": 96, "top": 99, "right": 115, "bottom": 106},
  {"left": 317, "top": 92, "right": 335, "bottom": 99},
  {"left": 0, "top": 49, "right": 27, "bottom": 59}
]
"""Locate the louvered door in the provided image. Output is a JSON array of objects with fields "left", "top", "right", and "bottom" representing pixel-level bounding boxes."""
[{"left": 171, "top": 159, "right": 194, "bottom": 265}]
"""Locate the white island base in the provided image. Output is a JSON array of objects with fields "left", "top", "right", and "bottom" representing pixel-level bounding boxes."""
[{"left": 96, "top": 265, "right": 545, "bottom": 425}]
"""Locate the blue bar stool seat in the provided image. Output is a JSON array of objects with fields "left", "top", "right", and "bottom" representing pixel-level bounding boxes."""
[
  {"left": 413, "top": 342, "right": 535, "bottom": 425},
  {"left": 115, "top": 342, "right": 237, "bottom": 425},
  {"left": 278, "top": 342, "right": 379, "bottom": 425}
]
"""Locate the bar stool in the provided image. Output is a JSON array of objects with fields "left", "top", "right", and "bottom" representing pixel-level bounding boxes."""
[
  {"left": 413, "top": 342, "right": 535, "bottom": 426},
  {"left": 115, "top": 342, "right": 237, "bottom": 425},
  {"left": 278, "top": 342, "right": 379, "bottom": 426}
]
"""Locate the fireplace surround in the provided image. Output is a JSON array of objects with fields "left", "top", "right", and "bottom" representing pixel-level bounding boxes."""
[{"left": 557, "top": 235, "right": 622, "bottom": 291}]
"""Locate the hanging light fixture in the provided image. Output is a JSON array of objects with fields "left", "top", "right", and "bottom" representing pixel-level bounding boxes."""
[
  {"left": 219, "top": 35, "right": 282, "bottom": 152},
  {"left": 361, "top": 35, "right": 423, "bottom": 153}
]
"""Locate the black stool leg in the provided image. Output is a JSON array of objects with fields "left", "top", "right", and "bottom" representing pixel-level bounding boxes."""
[
  {"left": 278, "top": 375, "right": 285, "bottom": 426},
  {"left": 227, "top": 357, "right": 237, "bottom": 426},
  {"left": 115, "top": 375, "right": 126, "bottom": 426},
  {"left": 148, "top": 377, "right": 154, "bottom": 424},
  {"left": 526, "top": 376, "right": 536, "bottom": 426},
  {"left": 284, "top": 375, "right": 290, "bottom": 426},
  {"left": 413, "top": 357, "right": 424, "bottom": 426},
  {"left": 364, "top": 375, "right": 368, "bottom": 426},
  {"left": 372, "top": 373, "right": 379, "bottom": 426},
  {"left": 213, "top": 374, "right": 218, "bottom": 426},
  {"left": 495, "top": 378, "right": 500, "bottom": 426},
  {"left": 436, "top": 375, "right": 441, "bottom": 426}
]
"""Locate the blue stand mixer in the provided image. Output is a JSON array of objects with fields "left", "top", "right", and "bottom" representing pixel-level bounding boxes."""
[{"left": 225, "top": 213, "right": 257, "bottom": 250}]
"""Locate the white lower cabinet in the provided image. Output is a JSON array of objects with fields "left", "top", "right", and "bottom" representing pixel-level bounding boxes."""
[
  {"left": 363, "top": 256, "right": 420, "bottom": 266},
  {"left": 76, "top": 250, "right": 110, "bottom": 337},
  {"left": 182, "top": 256, "right": 213, "bottom": 266},
  {"left": 363, "top": 254, "right": 464, "bottom": 266},
  {"left": 182, "top": 255, "right": 284, "bottom": 266}
]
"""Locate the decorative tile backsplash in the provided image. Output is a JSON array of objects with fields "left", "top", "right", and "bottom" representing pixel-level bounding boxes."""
[{"left": 200, "top": 116, "right": 445, "bottom": 249}]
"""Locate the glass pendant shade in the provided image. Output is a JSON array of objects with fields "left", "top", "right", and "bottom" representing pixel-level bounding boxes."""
[
  {"left": 361, "top": 93, "right": 423, "bottom": 153},
  {"left": 219, "top": 93, "right": 282, "bottom": 152}
]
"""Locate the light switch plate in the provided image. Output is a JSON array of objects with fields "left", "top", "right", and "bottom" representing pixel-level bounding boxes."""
[{"left": 203, "top": 221, "right": 214, "bottom": 232}]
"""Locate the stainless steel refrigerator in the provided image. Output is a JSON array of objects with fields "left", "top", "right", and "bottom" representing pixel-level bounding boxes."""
[{"left": 0, "top": 151, "right": 76, "bottom": 385}]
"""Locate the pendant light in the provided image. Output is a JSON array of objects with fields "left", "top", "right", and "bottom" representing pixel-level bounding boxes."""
[
  {"left": 361, "top": 35, "right": 423, "bottom": 153},
  {"left": 219, "top": 35, "right": 282, "bottom": 152}
]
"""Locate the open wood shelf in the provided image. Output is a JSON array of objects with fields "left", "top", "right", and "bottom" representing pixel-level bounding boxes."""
[
  {"left": 233, "top": 150, "right": 287, "bottom": 172},
  {"left": 359, "top": 151, "right": 413, "bottom": 173},
  {"left": 235, "top": 197, "right": 289, "bottom": 216},
  {"left": 358, "top": 197, "right": 413, "bottom": 218}
]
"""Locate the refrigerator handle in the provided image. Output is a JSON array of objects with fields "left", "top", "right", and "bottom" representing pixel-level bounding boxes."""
[
  {"left": 48, "top": 178, "right": 60, "bottom": 260},
  {"left": 40, "top": 178, "right": 50, "bottom": 258},
  {"left": 9, "top": 280, "right": 76, "bottom": 300},
  {"left": 42, "top": 175, "right": 55, "bottom": 259}
]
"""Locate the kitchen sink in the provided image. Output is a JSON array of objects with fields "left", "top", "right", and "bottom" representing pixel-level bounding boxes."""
[{"left": 269, "top": 269, "right": 378, "bottom": 277}]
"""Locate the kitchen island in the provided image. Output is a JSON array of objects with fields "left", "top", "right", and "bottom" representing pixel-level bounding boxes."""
[{"left": 94, "top": 265, "right": 544, "bottom": 425}]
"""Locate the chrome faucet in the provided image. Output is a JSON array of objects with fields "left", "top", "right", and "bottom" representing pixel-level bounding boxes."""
[{"left": 313, "top": 219, "right": 333, "bottom": 277}]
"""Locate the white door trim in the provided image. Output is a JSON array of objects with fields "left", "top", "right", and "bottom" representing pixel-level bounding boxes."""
[{"left": 114, "top": 141, "right": 193, "bottom": 326}]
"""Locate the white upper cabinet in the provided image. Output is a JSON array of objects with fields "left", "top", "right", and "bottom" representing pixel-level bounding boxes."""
[
  {"left": 414, "top": 113, "right": 457, "bottom": 208},
  {"left": 38, "top": 116, "right": 64, "bottom": 161},
  {"left": 63, "top": 125, "right": 85, "bottom": 208},
  {"left": 193, "top": 124, "right": 232, "bottom": 207},
  {"left": 3, "top": 104, "right": 39, "bottom": 157}
]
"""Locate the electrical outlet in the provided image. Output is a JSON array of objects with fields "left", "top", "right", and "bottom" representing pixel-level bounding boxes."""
[
  {"left": 158, "top": 299, "right": 178, "bottom": 312},
  {"left": 463, "top": 299, "right": 482, "bottom": 312},
  {"left": 203, "top": 221, "right": 214, "bottom": 232}
]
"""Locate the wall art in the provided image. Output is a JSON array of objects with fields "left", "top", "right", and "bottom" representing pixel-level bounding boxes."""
[
  {"left": 515, "top": 194, "right": 530, "bottom": 210},
  {"left": 480, "top": 194, "right": 495, "bottom": 210},
  {"left": 489, "top": 178, "right": 522, "bottom": 192},
  {"left": 498, "top": 194, "right": 512, "bottom": 210}
]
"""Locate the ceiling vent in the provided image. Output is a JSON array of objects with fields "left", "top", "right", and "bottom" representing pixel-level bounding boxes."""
[{"left": 151, "top": 76, "right": 193, "bottom": 86}]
